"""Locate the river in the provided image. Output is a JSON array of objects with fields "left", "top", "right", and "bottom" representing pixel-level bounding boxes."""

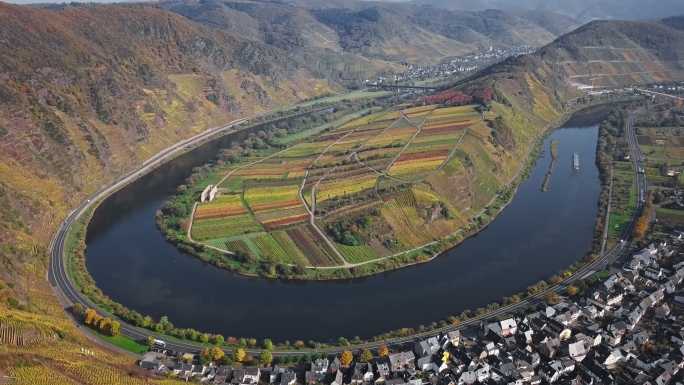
[{"left": 86, "top": 111, "right": 603, "bottom": 342}]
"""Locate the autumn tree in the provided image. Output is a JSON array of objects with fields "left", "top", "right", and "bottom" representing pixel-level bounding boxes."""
[
  {"left": 340, "top": 350, "right": 353, "bottom": 367},
  {"left": 109, "top": 320, "right": 121, "bottom": 336},
  {"left": 72, "top": 303, "right": 85, "bottom": 318},
  {"left": 360, "top": 349, "right": 373, "bottom": 363},
  {"left": 378, "top": 344, "right": 389, "bottom": 357},
  {"left": 142, "top": 315, "right": 153, "bottom": 328},
  {"left": 566, "top": 285, "right": 580, "bottom": 296},
  {"left": 200, "top": 333, "right": 210, "bottom": 344},
  {"left": 84, "top": 308, "right": 98, "bottom": 325},
  {"left": 212, "top": 334, "right": 225, "bottom": 346},
  {"left": 633, "top": 192, "right": 654, "bottom": 240},
  {"left": 202, "top": 346, "right": 225, "bottom": 363},
  {"left": 633, "top": 214, "right": 650, "bottom": 240},
  {"left": 181, "top": 353, "right": 194, "bottom": 363},
  {"left": 234, "top": 347, "right": 247, "bottom": 363},
  {"left": 544, "top": 292, "right": 560, "bottom": 305},
  {"left": 259, "top": 350, "right": 273, "bottom": 366}
]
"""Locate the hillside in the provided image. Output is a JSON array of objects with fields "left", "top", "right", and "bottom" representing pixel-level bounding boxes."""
[
  {"left": 2, "top": 2, "right": 684, "bottom": 382},
  {"left": 414, "top": 0, "right": 684, "bottom": 23},
  {"left": 513, "top": 17, "right": 684, "bottom": 90},
  {"left": 0, "top": 2, "right": 335, "bottom": 382},
  {"left": 162, "top": 0, "right": 579, "bottom": 65}
]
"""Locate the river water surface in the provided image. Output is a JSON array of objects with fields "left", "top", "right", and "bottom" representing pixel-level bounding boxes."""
[{"left": 86, "top": 112, "right": 602, "bottom": 342}]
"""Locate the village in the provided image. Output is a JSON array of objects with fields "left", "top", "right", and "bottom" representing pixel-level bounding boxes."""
[
  {"left": 138, "top": 231, "right": 684, "bottom": 385},
  {"left": 364, "top": 46, "right": 536, "bottom": 87}
]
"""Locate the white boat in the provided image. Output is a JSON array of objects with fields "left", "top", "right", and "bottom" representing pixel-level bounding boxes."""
[{"left": 572, "top": 152, "right": 580, "bottom": 171}]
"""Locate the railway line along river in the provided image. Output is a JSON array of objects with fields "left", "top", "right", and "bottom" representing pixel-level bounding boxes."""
[{"left": 86, "top": 110, "right": 603, "bottom": 342}]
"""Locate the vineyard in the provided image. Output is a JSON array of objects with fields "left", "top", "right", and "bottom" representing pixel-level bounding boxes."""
[
  {"left": 184, "top": 98, "right": 527, "bottom": 275},
  {"left": 1, "top": 307, "right": 192, "bottom": 385},
  {"left": 0, "top": 314, "right": 58, "bottom": 347}
]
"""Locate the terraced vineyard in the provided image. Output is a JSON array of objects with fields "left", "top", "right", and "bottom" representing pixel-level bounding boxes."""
[{"left": 185, "top": 100, "right": 527, "bottom": 274}]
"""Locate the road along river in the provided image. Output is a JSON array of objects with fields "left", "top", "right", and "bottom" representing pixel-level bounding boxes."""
[{"left": 85, "top": 111, "right": 603, "bottom": 342}]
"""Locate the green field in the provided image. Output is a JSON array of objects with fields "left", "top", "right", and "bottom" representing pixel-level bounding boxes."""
[
  {"left": 607, "top": 161, "right": 637, "bottom": 240},
  {"left": 98, "top": 334, "right": 148, "bottom": 354}
]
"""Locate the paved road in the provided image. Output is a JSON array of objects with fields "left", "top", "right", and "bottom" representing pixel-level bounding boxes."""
[
  {"left": 48, "top": 108, "right": 647, "bottom": 358},
  {"left": 636, "top": 88, "right": 684, "bottom": 102}
]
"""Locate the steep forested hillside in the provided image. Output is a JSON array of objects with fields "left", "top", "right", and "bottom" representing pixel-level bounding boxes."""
[
  {"left": 0, "top": 0, "right": 334, "bottom": 360},
  {"left": 2, "top": 2, "right": 684, "bottom": 381},
  {"left": 163, "top": 0, "right": 579, "bottom": 65}
]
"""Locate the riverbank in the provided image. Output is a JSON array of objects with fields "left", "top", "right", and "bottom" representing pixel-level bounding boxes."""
[{"left": 72, "top": 99, "right": 628, "bottom": 346}]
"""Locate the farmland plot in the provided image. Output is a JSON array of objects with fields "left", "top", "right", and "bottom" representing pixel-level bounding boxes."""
[{"left": 186, "top": 103, "right": 500, "bottom": 270}]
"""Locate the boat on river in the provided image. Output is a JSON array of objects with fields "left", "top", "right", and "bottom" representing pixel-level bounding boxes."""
[{"left": 572, "top": 152, "right": 580, "bottom": 171}]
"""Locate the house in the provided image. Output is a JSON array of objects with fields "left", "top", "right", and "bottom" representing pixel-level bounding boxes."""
[
  {"left": 139, "top": 352, "right": 166, "bottom": 372},
  {"left": 569, "top": 340, "right": 590, "bottom": 362},
  {"left": 484, "top": 342, "right": 499, "bottom": 357},
  {"left": 644, "top": 267, "right": 665, "bottom": 281},
  {"left": 485, "top": 322, "right": 503, "bottom": 339},
  {"left": 595, "top": 346, "right": 625, "bottom": 370},
  {"left": 331, "top": 370, "right": 343, "bottom": 385},
  {"left": 416, "top": 356, "right": 437, "bottom": 372},
  {"left": 582, "top": 305, "right": 602, "bottom": 320},
  {"left": 539, "top": 359, "right": 574, "bottom": 383},
  {"left": 414, "top": 337, "right": 440, "bottom": 357},
  {"left": 351, "top": 363, "right": 374, "bottom": 384},
  {"left": 628, "top": 307, "right": 646, "bottom": 330},
  {"left": 213, "top": 367, "right": 233, "bottom": 385},
  {"left": 280, "top": 370, "right": 296, "bottom": 385},
  {"left": 176, "top": 362, "right": 194, "bottom": 378},
  {"left": 304, "top": 372, "right": 318, "bottom": 385},
  {"left": 376, "top": 362, "right": 390, "bottom": 379},
  {"left": 388, "top": 351, "right": 415, "bottom": 373},
  {"left": 655, "top": 303, "right": 671, "bottom": 319},
  {"left": 538, "top": 337, "right": 561, "bottom": 359},
  {"left": 330, "top": 357, "right": 341, "bottom": 373},
  {"left": 447, "top": 330, "right": 461, "bottom": 347},
  {"left": 457, "top": 370, "right": 477, "bottom": 385},
  {"left": 270, "top": 366, "right": 285, "bottom": 384},
  {"left": 312, "top": 359, "right": 329, "bottom": 375},
  {"left": 306, "top": 358, "right": 329, "bottom": 384},
  {"left": 233, "top": 367, "right": 260, "bottom": 385},
  {"left": 362, "top": 363, "right": 375, "bottom": 383},
  {"left": 475, "top": 363, "right": 490, "bottom": 382},
  {"left": 231, "top": 369, "right": 246, "bottom": 384},
  {"left": 500, "top": 318, "right": 518, "bottom": 337},
  {"left": 191, "top": 364, "right": 207, "bottom": 378},
  {"left": 592, "top": 287, "right": 623, "bottom": 308}
]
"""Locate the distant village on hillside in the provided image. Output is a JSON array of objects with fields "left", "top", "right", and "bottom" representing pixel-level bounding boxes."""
[{"left": 365, "top": 46, "right": 535, "bottom": 87}]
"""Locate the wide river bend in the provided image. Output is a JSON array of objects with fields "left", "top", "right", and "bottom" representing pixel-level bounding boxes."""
[{"left": 86, "top": 112, "right": 602, "bottom": 342}]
